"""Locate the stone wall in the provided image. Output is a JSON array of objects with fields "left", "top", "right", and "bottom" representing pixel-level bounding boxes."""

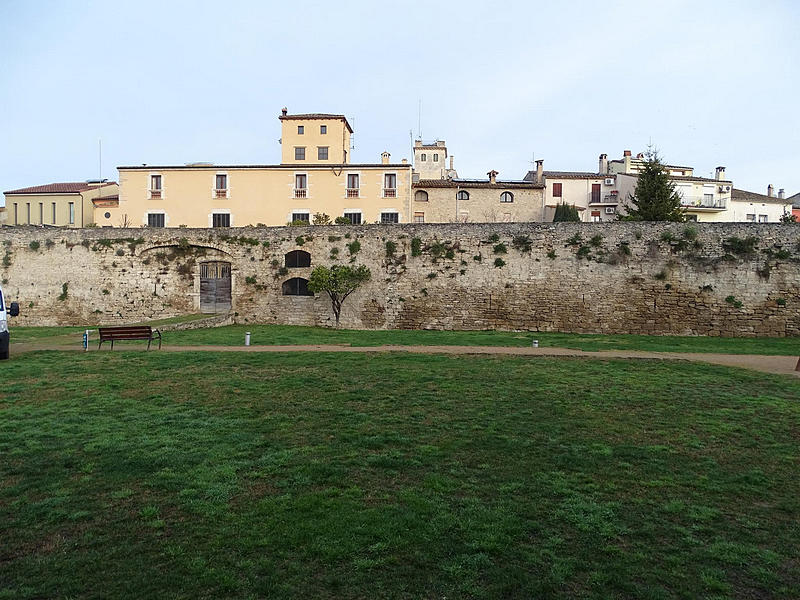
[{"left": 1, "top": 222, "right": 799, "bottom": 336}]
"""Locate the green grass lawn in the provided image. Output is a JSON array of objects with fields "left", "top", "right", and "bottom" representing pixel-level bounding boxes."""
[
  {"left": 12, "top": 322, "right": 800, "bottom": 354},
  {"left": 1, "top": 351, "right": 799, "bottom": 599}
]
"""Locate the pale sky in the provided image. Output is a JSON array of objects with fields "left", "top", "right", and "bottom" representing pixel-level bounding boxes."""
[{"left": 2, "top": 0, "right": 799, "bottom": 204}]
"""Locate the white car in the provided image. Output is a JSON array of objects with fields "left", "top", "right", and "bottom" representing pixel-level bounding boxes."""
[{"left": 0, "top": 284, "right": 20, "bottom": 360}]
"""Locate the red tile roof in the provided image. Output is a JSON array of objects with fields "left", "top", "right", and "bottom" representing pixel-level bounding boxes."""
[
  {"left": 4, "top": 182, "right": 117, "bottom": 195},
  {"left": 279, "top": 113, "right": 353, "bottom": 133}
]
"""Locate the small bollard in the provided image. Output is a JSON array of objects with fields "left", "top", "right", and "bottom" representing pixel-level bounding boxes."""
[
  {"left": 245, "top": 332, "right": 251, "bottom": 347},
  {"left": 532, "top": 339, "right": 539, "bottom": 348},
  {"left": 83, "top": 329, "right": 89, "bottom": 351}
]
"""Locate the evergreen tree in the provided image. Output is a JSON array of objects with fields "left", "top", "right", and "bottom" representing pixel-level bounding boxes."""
[
  {"left": 622, "top": 148, "right": 685, "bottom": 222},
  {"left": 553, "top": 202, "right": 580, "bottom": 222}
]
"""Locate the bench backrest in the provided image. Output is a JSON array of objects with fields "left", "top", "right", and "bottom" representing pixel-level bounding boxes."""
[{"left": 99, "top": 326, "right": 153, "bottom": 339}]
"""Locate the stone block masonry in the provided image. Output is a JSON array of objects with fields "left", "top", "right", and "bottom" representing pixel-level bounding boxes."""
[{"left": 1, "top": 223, "right": 799, "bottom": 336}]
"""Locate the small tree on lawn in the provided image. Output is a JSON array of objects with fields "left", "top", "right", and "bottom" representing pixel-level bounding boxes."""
[
  {"left": 553, "top": 202, "right": 580, "bottom": 222},
  {"left": 308, "top": 264, "right": 371, "bottom": 327},
  {"left": 621, "top": 147, "right": 685, "bottom": 222}
]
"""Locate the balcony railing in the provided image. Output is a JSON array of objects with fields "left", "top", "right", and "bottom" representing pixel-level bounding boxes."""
[
  {"left": 383, "top": 188, "right": 397, "bottom": 198},
  {"left": 589, "top": 192, "right": 619, "bottom": 204},
  {"left": 680, "top": 197, "right": 727, "bottom": 210},
  {"left": 215, "top": 189, "right": 228, "bottom": 198},
  {"left": 150, "top": 190, "right": 161, "bottom": 199},
  {"left": 294, "top": 188, "right": 307, "bottom": 198},
  {"left": 346, "top": 188, "right": 360, "bottom": 198}
]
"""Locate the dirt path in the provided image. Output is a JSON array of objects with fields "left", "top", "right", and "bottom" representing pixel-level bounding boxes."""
[{"left": 11, "top": 341, "right": 800, "bottom": 377}]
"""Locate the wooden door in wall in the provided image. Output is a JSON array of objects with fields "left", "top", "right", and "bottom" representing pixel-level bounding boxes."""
[{"left": 199, "top": 261, "right": 232, "bottom": 313}]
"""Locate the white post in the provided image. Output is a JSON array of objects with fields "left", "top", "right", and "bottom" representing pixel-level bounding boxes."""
[{"left": 245, "top": 332, "right": 251, "bottom": 346}]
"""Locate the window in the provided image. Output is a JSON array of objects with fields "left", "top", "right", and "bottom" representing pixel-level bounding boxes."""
[
  {"left": 104, "top": 212, "right": 111, "bottom": 219},
  {"left": 703, "top": 193, "right": 714, "bottom": 203},
  {"left": 150, "top": 174, "right": 162, "bottom": 190},
  {"left": 381, "top": 212, "right": 399, "bottom": 224},
  {"left": 13, "top": 203, "right": 17, "bottom": 225},
  {"left": 26, "top": 203, "right": 31, "bottom": 224},
  {"left": 291, "top": 212, "right": 310, "bottom": 224},
  {"left": 295, "top": 147, "right": 305, "bottom": 160},
  {"left": 746, "top": 213, "right": 756, "bottom": 222},
  {"left": 68, "top": 202, "right": 75, "bottom": 224},
  {"left": 297, "top": 125, "right": 304, "bottom": 134},
  {"left": 457, "top": 190, "right": 469, "bottom": 201},
  {"left": 318, "top": 146, "right": 329, "bottom": 160},
  {"left": 500, "top": 191, "right": 514, "bottom": 203},
  {"left": 346, "top": 174, "right": 359, "bottom": 198},
  {"left": 420, "top": 153, "right": 427, "bottom": 162},
  {"left": 212, "top": 213, "right": 230, "bottom": 227},
  {"left": 553, "top": 183, "right": 562, "bottom": 197},
  {"left": 320, "top": 125, "right": 327, "bottom": 134},
  {"left": 285, "top": 250, "right": 311, "bottom": 268},
  {"left": 147, "top": 213, "right": 165, "bottom": 228},
  {"left": 591, "top": 184, "right": 601, "bottom": 203},
  {"left": 216, "top": 174, "right": 227, "bottom": 191},
  {"left": 52, "top": 202, "right": 56, "bottom": 224},
  {"left": 414, "top": 190, "right": 428, "bottom": 202},
  {"left": 413, "top": 212, "right": 425, "bottom": 223},
  {"left": 294, "top": 174, "right": 307, "bottom": 198},
  {"left": 758, "top": 214, "right": 768, "bottom": 223},
  {"left": 282, "top": 277, "right": 313, "bottom": 296},
  {"left": 343, "top": 211, "right": 362, "bottom": 225},
  {"left": 383, "top": 173, "right": 396, "bottom": 197},
  {"left": 433, "top": 154, "right": 439, "bottom": 162}
]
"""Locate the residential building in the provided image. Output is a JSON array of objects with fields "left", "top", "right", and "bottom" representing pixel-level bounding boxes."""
[
  {"left": 607, "top": 151, "right": 733, "bottom": 222},
  {"left": 2, "top": 181, "right": 118, "bottom": 228},
  {"left": 412, "top": 140, "right": 544, "bottom": 222},
  {"left": 523, "top": 156, "right": 618, "bottom": 222},
  {"left": 114, "top": 110, "right": 412, "bottom": 228},
  {"left": 789, "top": 191, "right": 800, "bottom": 220},
  {"left": 729, "top": 186, "right": 792, "bottom": 223}
]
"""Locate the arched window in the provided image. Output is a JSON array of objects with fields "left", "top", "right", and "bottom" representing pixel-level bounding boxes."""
[
  {"left": 285, "top": 250, "right": 311, "bottom": 268},
  {"left": 456, "top": 190, "right": 469, "bottom": 201},
  {"left": 282, "top": 278, "right": 313, "bottom": 296},
  {"left": 500, "top": 191, "right": 514, "bottom": 203},
  {"left": 415, "top": 190, "right": 429, "bottom": 202}
]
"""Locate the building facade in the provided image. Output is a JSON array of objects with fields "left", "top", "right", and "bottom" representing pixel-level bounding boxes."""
[
  {"left": 524, "top": 156, "right": 619, "bottom": 222},
  {"left": 111, "top": 111, "right": 412, "bottom": 228},
  {"left": 2, "top": 181, "right": 118, "bottom": 228}
]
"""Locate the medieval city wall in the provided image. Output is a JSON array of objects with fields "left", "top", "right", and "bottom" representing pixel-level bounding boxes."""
[{"left": 1, "top": 222, "right": 799, "bottom": 336}]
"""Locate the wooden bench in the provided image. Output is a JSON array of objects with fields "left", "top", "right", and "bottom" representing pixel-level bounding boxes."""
[{"left": 98, "top": 326, "right": 162, "bottom": 350}]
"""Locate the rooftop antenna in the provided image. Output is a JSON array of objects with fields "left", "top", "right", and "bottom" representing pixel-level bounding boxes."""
[{"left": 418, "top": 99, "right": 422, "bottom": 140}]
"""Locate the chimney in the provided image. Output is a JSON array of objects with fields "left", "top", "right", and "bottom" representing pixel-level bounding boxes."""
[
  {"left": 401, "top": 158, "right": 408, "bottom": 165},
  {"left": 623, "top": 150, "right": 632, "bottom": 157},
  {"left": 281, "top": 107, "right": 287, "bottom": 116},
  {"left": 715, "top": 166, "right": 726, "bottom": 181},
  {"left": 767, "top": 184, "right": 774, "bottom": 197},
  {"left": 535, "top": 159, "right": 543, "bottom": 184},
  {"left": 488, "top": 170, "right": 498, "bottom": 184},
  {"left": 599, "top": 153, "right": 608, "bottom": 174},
  {"left": 449, "top": 156, "right": 454, "bottom": 170},
  {"left": 381, "top": 151, "right": 390, "bottom": 165},
  {"left": 778, "top": 188, "right": 785, "bottom": 199}
]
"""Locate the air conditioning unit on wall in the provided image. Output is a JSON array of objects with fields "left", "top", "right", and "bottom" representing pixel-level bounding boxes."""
[
  {"left": 605, "top": 207, "right": 616, "bottom": 214},
  {"left": 604, "top": 178, "right": 614, "bottom": 185}
]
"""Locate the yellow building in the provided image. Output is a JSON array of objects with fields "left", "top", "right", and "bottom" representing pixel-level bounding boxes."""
[
  {"left": 113, "top": 110, "right": 412, "bottom": 228},
  {"left": 2, "top": 181, "right": 118, "bottom": 228}
]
